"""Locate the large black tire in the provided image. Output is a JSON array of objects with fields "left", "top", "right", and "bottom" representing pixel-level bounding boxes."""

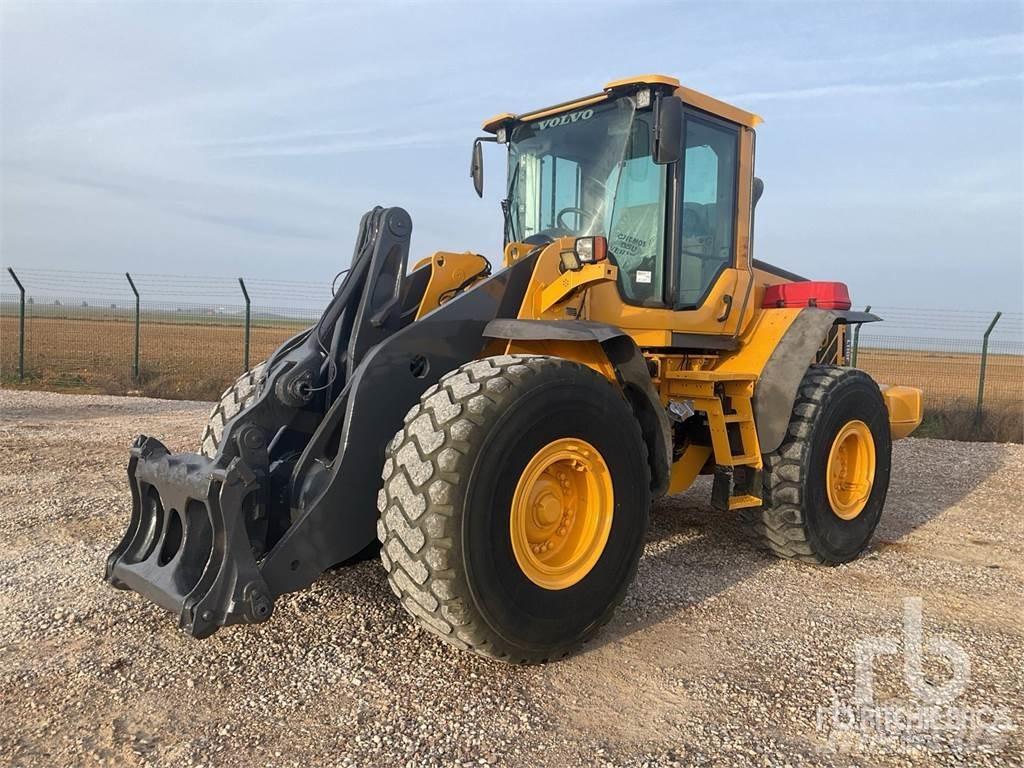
[
  {"left": 377, "top": 355, "right": 651, "bottom": 663},
  {"left": 199, "top": 362, "right": 267, "bottom": 457},
  {"left": 740, "top": 365, "right": 892, "bottom": 565}
]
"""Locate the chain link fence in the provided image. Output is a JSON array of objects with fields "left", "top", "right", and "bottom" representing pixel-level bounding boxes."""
[
  {"left": 852, "top": 306, "right": 1022, "bottom": 401},
  {"left": 849, "top": 306, "right": 1022, "bottom": 441},
  {"left": 2, "top": 268, "right": 324, "bottom": 400},
  {"left": 2, "top": 269, "right": 1022, "bottom": 439}
]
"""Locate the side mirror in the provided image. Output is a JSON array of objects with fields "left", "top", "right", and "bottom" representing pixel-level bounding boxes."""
[
  {"left": 752, "top": 177, "right": 765, "bottom": 208},
  {"left": 470, "top": 140, "right": 484, "bottom": 198},
  {"left": 652, "top": 96, "right": 682, "bottom": 165}
]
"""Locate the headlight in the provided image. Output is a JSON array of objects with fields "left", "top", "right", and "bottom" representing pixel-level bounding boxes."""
[{"left": 574, "top": 236, "right": 607, "bottom": 264}]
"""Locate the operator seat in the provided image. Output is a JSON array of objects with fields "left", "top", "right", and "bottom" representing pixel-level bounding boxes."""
[{"left": 607, "top": 203, "right": 662, "bottom": 303}]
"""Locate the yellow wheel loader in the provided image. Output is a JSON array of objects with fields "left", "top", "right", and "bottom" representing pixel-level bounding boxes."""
[{"left": 106, "top": 75, "right": 923, "bottom": 663}]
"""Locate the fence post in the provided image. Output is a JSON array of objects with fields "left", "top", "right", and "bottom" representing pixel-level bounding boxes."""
[
  {"left": 7, "top": 267, "right": 25, "bottom": 381},
  {"left": 238, "top": 277, "right": 251, "bottom": 372},
  {"left": 850, "top": 304, "right": 871, "bottom": 367},
  {"left": 125, "top": 272, "right": 140, "bottom": 382},
  {"left": 975, "top": 311, "right": 1002, "bottom": 425}
]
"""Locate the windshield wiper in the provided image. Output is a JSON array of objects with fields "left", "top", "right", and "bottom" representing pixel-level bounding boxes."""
[{"left": 502, "top": 158, "right": 520, "bottom": 244}]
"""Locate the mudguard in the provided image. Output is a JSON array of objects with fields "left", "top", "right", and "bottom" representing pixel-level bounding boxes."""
[
  {"left": 483, "top": 318, "right": 672, "bottom": 497},
  {"left": 753, "top": 308, "right": 881, "bottom": 454}
]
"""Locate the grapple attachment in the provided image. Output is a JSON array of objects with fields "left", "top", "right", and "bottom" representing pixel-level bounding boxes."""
[
  {"left": 103, "top": 206, "right": 535, "bottom": 638},
  {"left": 107, "top": 437, "right": 273, "bottom": 637}
]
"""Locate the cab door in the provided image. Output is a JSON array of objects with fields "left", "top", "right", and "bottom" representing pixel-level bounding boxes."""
[
  {"left": 671, "top": 112, "right": 740, "bottom": 308},
  {"left": 662, "top": 109, "right": 755, "bottom": 341},
  {"left": 590, "top": 107, "right": 755, "bottom": 346}
]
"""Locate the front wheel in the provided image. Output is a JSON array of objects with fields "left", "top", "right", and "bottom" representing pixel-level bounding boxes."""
[
  {"left": 740, "top": 365, "right": 892, "bottom": 565},
  {"left": 377, "top": 355, "right": 651, "bottom": 663}
]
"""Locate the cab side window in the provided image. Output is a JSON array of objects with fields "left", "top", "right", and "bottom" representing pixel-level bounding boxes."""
[{"left": 677, "top": 117, "right": 738, "bottom": 306}]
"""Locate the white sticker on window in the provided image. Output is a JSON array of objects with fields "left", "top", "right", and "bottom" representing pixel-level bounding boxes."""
[{"left": 636, "top": 270, "right": 652, "bottom": 284}]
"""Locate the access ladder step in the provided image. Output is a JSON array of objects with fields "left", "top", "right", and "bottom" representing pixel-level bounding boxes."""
[
  {"left": 711, "top": 465, "right": 763, "bottom": 512},
  {"left": 727, "top": 495, "right": 763, "bottom": 511},
  {"left": 729, "top": 453, "right": 761, "bottom": 466}
]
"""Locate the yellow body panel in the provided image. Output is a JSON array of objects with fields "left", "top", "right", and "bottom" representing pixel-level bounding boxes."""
[
  {"left": 503, "top": 339, "right": 617, "bottom": 382},
  {"left": 415, "top": 251, "right": 490, "bottom": 320},
  {"left": 882, "top": 385, "right": 924, "bottom": 440},
  {"left": 468, "top": 75, "right": 923, "bottom": 503},
  {"left": 483, "top": 74, "right": 762, "bottom": 135},
  {"left": 514, "top": 237, "right": 587, "bottom": 321},
  {"left": 716, "top": 308, "right": 804, "bottom": 374},
  {"left": 538, "top": 262, "right": 617, "bottom": 316},
  {"left": 668, "top": 445, "right": 713, "bottom": 495},
  {"left": 517, "top": 94, "right": 610, "bottom": 124},
  {"left": 603, "top": 74, "right": 681, "bottom": 90},
  {"left": 675, "top": 85, "right": 762, "bottom": 128},
  {"left": 585, "top": 267, "right": 750, "bottom": 342},
  {"left": 481, "top": 112, "right": 515, "bottom": 132}
]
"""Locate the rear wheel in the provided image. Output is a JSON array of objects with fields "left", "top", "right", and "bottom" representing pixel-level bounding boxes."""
[
  {"left": 740, "top": 365, "right": 892, "bottom": 564},
  {"left": 377, "top": 355, "right": 651, "bottom": 663},
  {"left": 199, "top": 362, "right": 267, "bottom": 457}
]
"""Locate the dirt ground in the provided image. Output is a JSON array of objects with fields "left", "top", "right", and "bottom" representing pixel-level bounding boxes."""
[{"left": 1, "top": 389, "right": 1021, "bottom": 767}]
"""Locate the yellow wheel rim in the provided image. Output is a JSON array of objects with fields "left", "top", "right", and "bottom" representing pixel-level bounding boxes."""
[
  {"left": 510, "top": 438, "right": 614, "bottom": 590},
  {"left": 826, "top": 420, "right": 876, "bottom": 520}
]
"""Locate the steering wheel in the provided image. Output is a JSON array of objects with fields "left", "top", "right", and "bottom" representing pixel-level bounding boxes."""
[{"left": 555, "top": 206, "right": 595, "bottom": 234}]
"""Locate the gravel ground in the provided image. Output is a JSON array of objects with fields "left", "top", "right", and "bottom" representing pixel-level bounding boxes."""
[{"left": 1, "top": 388, "right": 1021, "bottom": 767}]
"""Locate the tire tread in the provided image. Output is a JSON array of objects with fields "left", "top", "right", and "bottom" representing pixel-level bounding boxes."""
[
  {"left": 377, "top": 354, "right": 649, "bottom": 663},
  {"left": 740, "top": 364, "right": 880, "bottom": 565},
  {"left": 199, "top": 362, "right": 268, "bottom": 457}
]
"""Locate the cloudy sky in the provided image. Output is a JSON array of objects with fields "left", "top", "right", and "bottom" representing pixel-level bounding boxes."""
[{"left": 1, "top": 1, "right": 1022, "bottom": 312}]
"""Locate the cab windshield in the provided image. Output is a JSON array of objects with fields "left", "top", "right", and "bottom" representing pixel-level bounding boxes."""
[{"left": 507, "top": 96, "right": 668, "bottom": 303}]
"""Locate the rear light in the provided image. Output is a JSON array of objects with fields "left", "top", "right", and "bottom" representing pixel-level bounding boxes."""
[
  {"left": 762, "top": 281, "right": 851, "bottom": 310},
  {"left": 575, "top": 236, "right": 607, "bottom": 264}
]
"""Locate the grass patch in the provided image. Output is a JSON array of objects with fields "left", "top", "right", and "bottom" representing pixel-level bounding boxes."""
[{"left": 914, "top": 399, "right": 1022, "bottom": 443}]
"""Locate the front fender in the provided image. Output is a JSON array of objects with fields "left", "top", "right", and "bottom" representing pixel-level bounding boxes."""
[{"left": 484, "top": 319, "right": 672, "bottom": 497}]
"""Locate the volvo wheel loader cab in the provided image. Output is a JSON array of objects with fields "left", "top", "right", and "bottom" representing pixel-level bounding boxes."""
[{"left": 105, "top": 75, "right": 923, "bottom": 662}]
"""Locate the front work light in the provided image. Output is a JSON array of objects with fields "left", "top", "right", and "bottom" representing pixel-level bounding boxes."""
[{"left": 559, "top": 250, "right": 581, "bottom": 272}]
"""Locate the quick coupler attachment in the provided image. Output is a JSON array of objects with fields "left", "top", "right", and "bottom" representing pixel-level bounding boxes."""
[{"left": 105, "top": 435, "right": 274, "bottom": 638}]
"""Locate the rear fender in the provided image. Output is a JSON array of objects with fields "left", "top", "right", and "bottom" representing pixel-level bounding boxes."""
[{"left": 753, "top": 308, "right": 881, "bottom": 453}]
